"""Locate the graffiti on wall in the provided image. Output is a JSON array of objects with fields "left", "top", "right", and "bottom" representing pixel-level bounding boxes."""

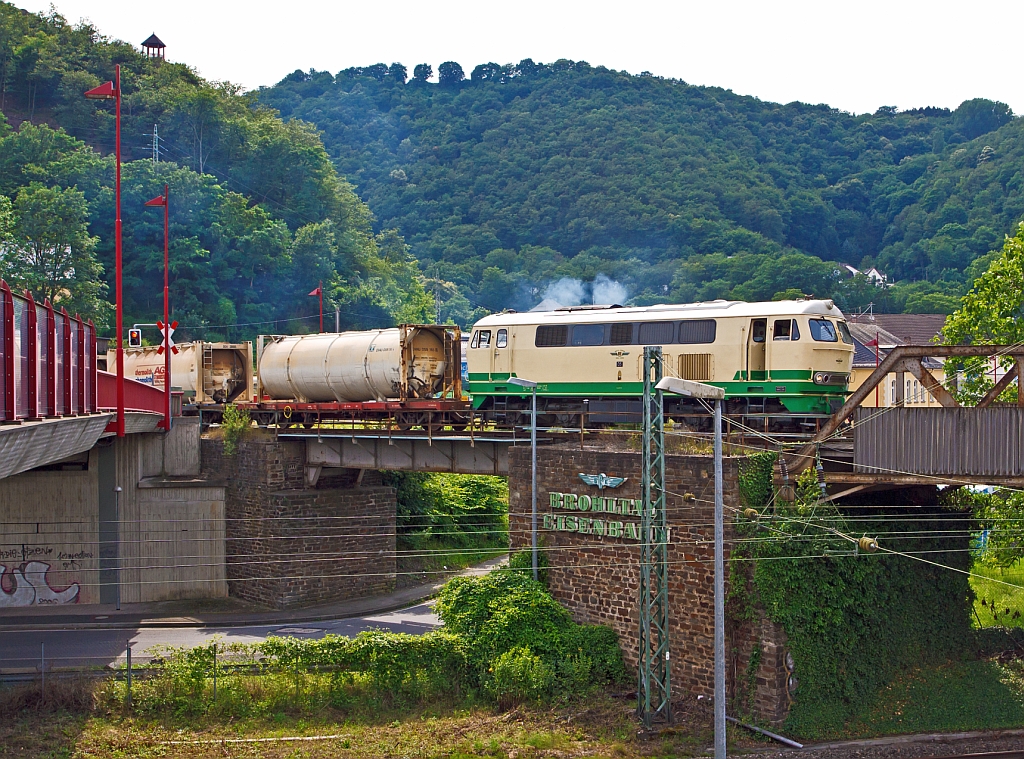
[{"left": 0, "top": 561, "right": 80, "bottom": 606}]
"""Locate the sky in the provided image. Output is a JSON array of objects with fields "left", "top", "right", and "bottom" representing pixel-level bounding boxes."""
[{"left": 17, "top": 0, "right": 1024, "bottom": 115}]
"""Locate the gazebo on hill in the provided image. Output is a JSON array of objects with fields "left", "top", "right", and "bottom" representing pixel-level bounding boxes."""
[{"left": 141, "top": 33, "right": 166, "bottom": 59}]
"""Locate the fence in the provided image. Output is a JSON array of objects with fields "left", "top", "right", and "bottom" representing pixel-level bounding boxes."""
[{"left": 0, "top": 279, "right": 97, "bottom": 422}]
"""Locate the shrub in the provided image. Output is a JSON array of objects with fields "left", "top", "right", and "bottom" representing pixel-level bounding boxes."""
[
  {"left": 485, "top": 646, "right": 553, "bottom": 707},
  {"left": 221, "top": 404, "right": 250, "bottom": 456},
  {"left": 508, "top": 548, "right": 550, "bottom": 586}
]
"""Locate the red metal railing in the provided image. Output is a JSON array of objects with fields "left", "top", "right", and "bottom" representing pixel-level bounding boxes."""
[{"left": 0, "top": 279, "right": 97, "bottom": 422}]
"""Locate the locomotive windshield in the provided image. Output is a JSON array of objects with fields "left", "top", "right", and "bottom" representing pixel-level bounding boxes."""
[{"left": 809, "top": 319, "right": 838, "bottom": 342}]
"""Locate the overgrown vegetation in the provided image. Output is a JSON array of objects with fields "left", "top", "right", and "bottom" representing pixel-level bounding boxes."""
[
  {"left": 85, "top": 559, "right": 624, "bottom": 721},
  {"left": 219, "top": 403, "right": 250, "bottom": 456},
  {"left": 731, "top": 457, "right": 975, "bottom": 738},
  {"left": 384, "top": 471, "right": 509, "bottom": 548}
]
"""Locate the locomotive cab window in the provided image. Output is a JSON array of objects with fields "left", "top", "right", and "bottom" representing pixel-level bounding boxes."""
[
  {"left": 496, "top": 329, "right": 508, "bottom": 348},
  {"left": 535, "top": 325, "right": 568, "bottom": 347},
  {"left": 477, "top": 330, "right": 492, "bottom": 348},
  {"left": 773, "top": 319, "right": 791, "bottom": 340},
  {"left": 572, "top": 324, "right": 605, "bottom": 346},
  {"left": 809, "top": 319, "right": 837, "bottom": 342},
  {"left": 837, "top": 321, "right": 853, "bottom": 345},
  {"left": 470, "top": 331, "right": 480, "bottom": 348},
  {"left": 751, "top": 319, "right": 767, "bottom": 343}
]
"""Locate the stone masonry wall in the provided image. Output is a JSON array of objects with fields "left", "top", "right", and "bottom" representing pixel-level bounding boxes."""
[
  {"left": 508, "top": 445, "right": 789, "bottom": 724},
  {"left": 203, "top": 436, "right": 396, "bottom": 609}
]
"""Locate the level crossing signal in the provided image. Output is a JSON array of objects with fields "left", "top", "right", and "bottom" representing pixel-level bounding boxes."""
[
  {"left": 156, "top": 320, "right": 179, "bottom": 355},
  {"left": 128, "top": 328, "right": 143, "bottom": 348}
]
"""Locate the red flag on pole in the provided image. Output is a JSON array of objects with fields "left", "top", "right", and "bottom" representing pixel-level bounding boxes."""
[
  {"left": 308, "top": 286, "right": 322, "bottom": 296},
  {"left": 864, "top": 337, "right": 878, "bottom": 347}
]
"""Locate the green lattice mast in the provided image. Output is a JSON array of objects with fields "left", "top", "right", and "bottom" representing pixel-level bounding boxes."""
[{"left": 638, "top": 345, "right": 672, "bottom": 727}]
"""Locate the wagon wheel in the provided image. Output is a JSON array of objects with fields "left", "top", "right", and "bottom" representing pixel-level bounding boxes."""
[
  {"left": 410, "top": 412, "right": 444, "bottom": 433},
  {"left": 450, "top": 411, "right": 475, "bottom": 432}
]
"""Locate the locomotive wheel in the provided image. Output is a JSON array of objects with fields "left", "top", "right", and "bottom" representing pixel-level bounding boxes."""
[{"left": 449, "top": 411, "right": 475, "bottom": 432}]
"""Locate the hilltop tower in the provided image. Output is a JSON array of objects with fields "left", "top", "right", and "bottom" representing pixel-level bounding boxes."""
[{"left": 141, "top": 33, "right": 166, "bottom": 60}]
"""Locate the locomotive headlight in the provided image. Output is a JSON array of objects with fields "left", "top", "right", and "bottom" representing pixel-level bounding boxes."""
[{"left": 813, "top": 372, "right": 831, "bottom": 385}]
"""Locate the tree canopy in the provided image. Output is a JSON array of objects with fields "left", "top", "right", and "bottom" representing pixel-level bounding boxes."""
[
  {"left": 260, "top": 60, "right": 1020, "bottom": 320},
  {"left": 0, "top": 2, "right": 431, "bottom": 338}
]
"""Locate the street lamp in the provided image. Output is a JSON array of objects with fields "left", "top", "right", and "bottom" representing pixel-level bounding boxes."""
[
  {"left": 144, "top": 185, "right": 171, "bottom": 432},
  {"left": 655, "top": 377, "right": 727, "bottom": 759},
  {"left": 508, "top": 376, "right": 538, "bottom": 581},
  {"left": 85, "top": 66, "right": 124, "bottom": 437}
]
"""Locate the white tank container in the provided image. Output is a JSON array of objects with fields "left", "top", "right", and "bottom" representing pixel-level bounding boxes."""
[
  {"left": 113, "top": 342, "right": 253, "bottom": 403},
  {"left": 258, "top": 328, "right": 449, "bottom": 403}
]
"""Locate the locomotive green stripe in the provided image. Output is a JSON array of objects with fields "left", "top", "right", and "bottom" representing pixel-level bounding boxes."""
[{"left": 466, "top": 378, "right": 846, "bottom": 403}]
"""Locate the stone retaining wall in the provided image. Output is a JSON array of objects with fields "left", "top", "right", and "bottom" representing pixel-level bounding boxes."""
[{"left": 508, "top": 444, "right": 789, "bottom": 724}]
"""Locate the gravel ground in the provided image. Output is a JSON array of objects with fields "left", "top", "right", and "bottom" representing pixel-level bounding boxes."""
[{"left": 739, "top": 730, "right": 1024, "bottom": 758}]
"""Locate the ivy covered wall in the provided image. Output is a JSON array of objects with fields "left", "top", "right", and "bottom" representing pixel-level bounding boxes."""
[{"left": 731, "top": 453, "right": 973, "bottom": 737}]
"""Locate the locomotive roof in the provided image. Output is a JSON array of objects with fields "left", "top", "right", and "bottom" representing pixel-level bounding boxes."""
[{"left": 472, "top": 299, "right": 845, "bottom": 327}]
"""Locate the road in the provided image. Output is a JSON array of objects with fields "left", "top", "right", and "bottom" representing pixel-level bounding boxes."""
[{"left": 0, "top": 603, "right": 440, "bottom": 673}]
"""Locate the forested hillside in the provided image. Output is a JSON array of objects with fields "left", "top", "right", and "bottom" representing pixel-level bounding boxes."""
[
  {"left": 0, "top": 3, "right": 431, "bottom": 338},
  {"left": 260, "top": 61, "right": 1020, "bottom": 318}
]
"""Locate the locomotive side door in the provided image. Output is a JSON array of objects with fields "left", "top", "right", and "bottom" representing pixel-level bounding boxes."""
[
  {"left": 747, "top": 318, "right": 767, "bottom": 380},
  {"left": 491, "top": 327, "right": 510, "bottom": 379}
]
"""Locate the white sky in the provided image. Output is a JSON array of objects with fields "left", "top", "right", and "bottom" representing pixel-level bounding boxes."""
[{"left": 18, "top": 0, "right": 1024, "bottom": 115}]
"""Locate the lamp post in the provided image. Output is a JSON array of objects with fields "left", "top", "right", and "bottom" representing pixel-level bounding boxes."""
[
  {"left": 508, "top": 376, "right": 538, "bottom": 581},
  {"left": 309, "top": 282, "right": 323, "bottom": 333},
  {"left": 144, "top": 185, "right": 171, "bottom": 431},
  {"left": 85, "top": 67, "right": 124, "bottom": 436},
  {"left": 113, "top": 485, "right": 123, "bottom": 611},
  {"left": 655, "top": 377, "right": 726, "bottom": 759}
]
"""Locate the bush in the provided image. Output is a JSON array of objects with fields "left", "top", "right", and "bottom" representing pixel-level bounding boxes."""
[
  {"left": 485, "top": 646, "right": 553, "bottom": 707},
  {"left": 221, "top": 404, "right": 250, "bottom": 456},
  {"left": 508, "top": 548, "right": 549, "bottom": 586}
]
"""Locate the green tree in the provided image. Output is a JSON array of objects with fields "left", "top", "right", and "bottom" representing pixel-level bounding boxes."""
[
  {"left": 3, "top": 184, "right": 109, "bottom": 322},
  {"left": 413, "top": 63, "right": 432, "bottom": 82},
  {"left": 942, "top": 223, "right": 1024, "bottom": 403},
  {"left": 438, "top": 61, "right": 464, "bottom": 87}
]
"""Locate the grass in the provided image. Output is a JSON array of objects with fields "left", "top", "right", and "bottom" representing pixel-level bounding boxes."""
[
  {"left": 0, "top": 680, "right": 732, "bottom": 759},
  {"left": 844, "top": 659, "right": 1024, "bottom": 736},
  {"left": 970, "top": 561, "right": 1024, "bottom": 628}
]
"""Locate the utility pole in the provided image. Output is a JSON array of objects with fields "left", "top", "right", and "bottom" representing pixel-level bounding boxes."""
[
  {"left": 152, "top": 123, "right": 159, "bottom": 163},
  {"left": 638, "top": 346, "right": 671, "bottom": 728}
]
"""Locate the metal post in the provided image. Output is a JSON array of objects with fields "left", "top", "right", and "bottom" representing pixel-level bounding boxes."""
[
  {"left": 713, "top": 398, "right": 726, "bottom": 759},
  {"left": 114, "top": 485, "right": 122, "bottom": 611},
  {"left": 212, "top": 642, "right": 217, "bottom": 701},
  {"left": 638, "top": 346, "right": 671, "bottom": 727},
  {"left": 335, "top": 306, "right": 340, "bottom": 333},
  {"left": 531, "top": 385, "right": 538, "bottom": 582},
  {"left": 126, "top": 640, "right": 132, "bottom": 709}
]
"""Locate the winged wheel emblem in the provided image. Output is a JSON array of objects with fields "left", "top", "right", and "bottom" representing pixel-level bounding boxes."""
[{"left": 578, "top": 473, "right": 627, "bottom": 490}]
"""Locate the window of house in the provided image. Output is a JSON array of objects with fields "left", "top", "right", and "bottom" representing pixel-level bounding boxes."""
[
  {"left": 572, "top": 324, "right": 606, "bottom": 346},
  {"left": 535, "top": 325, "right": 568, "bottom": 347},
  {"left": 678, "top": 319, "right": 716, "bottom": 344},
  {"left": 496, "top": 329, "right": 508, "bottom": 348},
  {"left": 638, "top": 321, "right": 675, "bottom": 344},
  {"left": 809, "top": 319, "right": 838, "bottom": 342}
]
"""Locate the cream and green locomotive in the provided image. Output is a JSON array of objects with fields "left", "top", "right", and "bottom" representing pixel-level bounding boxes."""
[{"left": 465, "top": 299, "right": 854, "bottom": 430}]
